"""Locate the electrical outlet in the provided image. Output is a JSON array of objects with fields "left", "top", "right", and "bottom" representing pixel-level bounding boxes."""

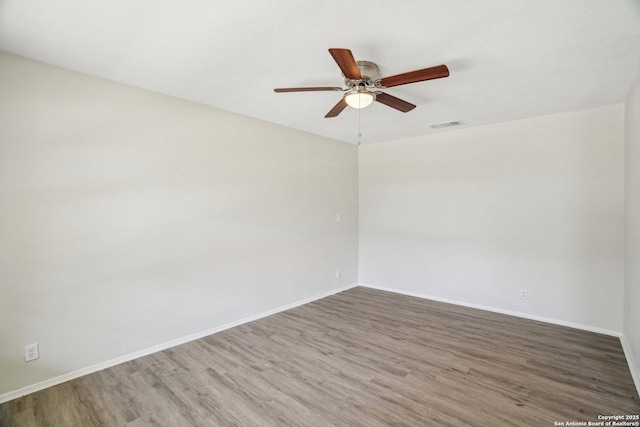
[
  {"left": 336, "top": 270, "right": 341, "bottom": 279},
  {"left": 520, "top": 289, "right": 528, "bottom": 300},
  {"left": 336, "top": 213, "right": 342, "bottom": 223},
  {"left": 25, "top": 343, "right": 39, "bottom": 362}
]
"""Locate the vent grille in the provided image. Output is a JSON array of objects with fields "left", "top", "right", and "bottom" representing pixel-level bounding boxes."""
[{"left": 430, "top": 120, "right": 464, "bottom": 129}]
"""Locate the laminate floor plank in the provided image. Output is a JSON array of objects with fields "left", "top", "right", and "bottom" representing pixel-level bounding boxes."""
[
  {"left": 1, "top": 287, "right": 638, "bottom": 426},
  {"left": 91, "top": 365, "right": 144, "bottom": 424}
]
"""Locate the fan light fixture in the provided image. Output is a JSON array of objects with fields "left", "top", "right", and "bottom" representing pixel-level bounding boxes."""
[{"left": 344, "top": 89, "right": 375, "bottom": 109}]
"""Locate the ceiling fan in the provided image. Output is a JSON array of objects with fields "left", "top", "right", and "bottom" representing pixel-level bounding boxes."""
[{"left": 274, "top": 48, "right": 450, "bottom": 118}]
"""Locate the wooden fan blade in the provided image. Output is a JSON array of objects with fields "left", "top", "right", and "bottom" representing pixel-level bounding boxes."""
[
  {"left": 274, "top": 87, "right": 342, "bottom": 93},
  {"left": 328, "top": 48, "right": 361, "bottom": 80},
  {"left": 379, "top": 65, "right": 449, "bottom": 88},
  {"left": 375, "top": 92, "right": 416, "bottom": 113},
  {"left": 325, "top": 98, "right": 348, "bottom": 118}
]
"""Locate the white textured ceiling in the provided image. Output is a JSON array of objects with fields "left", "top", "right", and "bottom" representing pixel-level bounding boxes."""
[{"left": 1, "top": 1, "right": 639, "bottom": 144}]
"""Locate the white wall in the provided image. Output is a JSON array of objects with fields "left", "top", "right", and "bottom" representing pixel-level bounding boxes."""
[
  {"left": 360, "top": 105, "right": 625, "bottom": 332},
  {"left": 0, "top": 53, "right": 358, "bottom": 396},
  {"left": 625, "top": 69, "right": 640, "bottom": 387}
]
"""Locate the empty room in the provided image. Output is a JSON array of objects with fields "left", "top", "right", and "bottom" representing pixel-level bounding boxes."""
[{"left": 1, "top": 1, "right": 640, "bottom": 426}]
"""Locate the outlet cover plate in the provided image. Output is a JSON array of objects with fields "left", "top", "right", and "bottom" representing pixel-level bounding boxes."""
[{"left": 25, "top": 343, "right": 39, "bottom": 362}]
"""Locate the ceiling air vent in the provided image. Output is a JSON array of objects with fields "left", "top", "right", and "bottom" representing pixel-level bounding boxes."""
[{"left": 430, "top": 120, "right": 464, "bottom": 129}]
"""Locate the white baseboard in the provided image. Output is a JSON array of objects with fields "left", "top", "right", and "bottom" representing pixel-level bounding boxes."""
[
  {"left": 358, "top": 283, "right": 622, "bottom": 337},
  {"left": 620, "top": 335, "right": 640, "bottom": 396},
  {"left": 0, "top": 283, "right": 358, "bottom": 404}
]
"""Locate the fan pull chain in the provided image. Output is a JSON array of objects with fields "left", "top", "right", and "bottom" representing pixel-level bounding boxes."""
[{"left": 357, "top": 104, "right": 362, "bottom": 146}]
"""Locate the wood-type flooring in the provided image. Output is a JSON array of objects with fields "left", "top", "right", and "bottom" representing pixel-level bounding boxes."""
[{"left": 1, "top": 287, "right": 639, "bottom": 426}]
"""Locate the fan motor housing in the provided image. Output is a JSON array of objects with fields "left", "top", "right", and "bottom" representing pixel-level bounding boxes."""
[{"left": 344, "top": 61, "right": 380, "bottom": 88}]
